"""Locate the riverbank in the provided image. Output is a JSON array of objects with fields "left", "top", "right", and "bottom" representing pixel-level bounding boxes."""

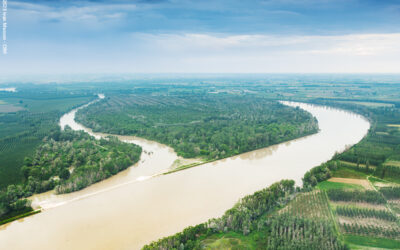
[
  {"left": 0, "top": 209, "right": 41, "bottom": 226},
  {"left": 0, "top": 101, "right": 370, "bottom": 250}
]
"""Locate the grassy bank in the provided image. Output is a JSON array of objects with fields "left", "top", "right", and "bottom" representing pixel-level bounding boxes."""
[{"left": 0, "top": 209, "right": 41, "bottom": 226}]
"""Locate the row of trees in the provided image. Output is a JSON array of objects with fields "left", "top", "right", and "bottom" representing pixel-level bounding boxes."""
[
  {"left": 336, "top": 206, "right": 397, "bottom": 222},
  {"left": 143, "top": 180, "right": 296, "bottom": 249},
  {"left": 25, "top": 127, "right": 142, "bottom": 194},
  {"left": 312, "top": 99, "right": 400, "bottom": 182},
  {"left": 0, "top": 127, "right": 142, "bottom": 220},
  {"left": 379, "top": 186, "right": 400, "bottom": 199},
  {"left": 0, "top": 185, "right": 32, "bottom": 221},
  {"left": 282, "top": 191, "right": 331, "bottom": 219},
  {"left": 302, "top": 161, "right": 338, "bottom": 188},
  {"left": 261, "top": 215, "right": 348, "bottom": 250},
  {"left": 342, "top": 223, "right": 400, "bottom": 240},
  {"left": 326, "top": 189, "right": 386, "bottom": 204}
]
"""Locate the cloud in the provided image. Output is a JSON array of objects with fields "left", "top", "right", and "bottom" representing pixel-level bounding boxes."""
[
  {"left": 301, "top": 33, "right": 400, "bottom": 56},
  {"left": 2, "top": 31, "right": 400, "bottom": 74},
  {"left": 9, "top": 1, "right": 137, "bottom": 23},
  {"left": 133, "top": 32, "right": 400, "bottom": 56}
]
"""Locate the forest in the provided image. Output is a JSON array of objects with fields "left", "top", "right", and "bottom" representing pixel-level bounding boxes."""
[
  {"left": 142, "top": 85, "right": 400, "bottom": 249},
  {"left": 309, "top": 98, "right": 400, "bottom": 183},
  {"left": 1, "top": 79, "right": 400, "bottom": 249},
  {"left": 0, "top": 85, "right": 143, "bottom": 224},
  {"left": 76, "top": 93, "right": 318, "bottom": 160},
  {"left": 0, "top": 127, "right": 141, "bottom": 221},
  {"left": 0, "top": 90, "right": 95, "bottom": 188},
  {"left": 143, "top": 179, "right": 348, "bottom": 250}
]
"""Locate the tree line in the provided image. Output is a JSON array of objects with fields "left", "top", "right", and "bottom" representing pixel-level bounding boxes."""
[
  {"left": 143, "top": 180, "right": 296, "bottom": 249},
  {"left": 327, "top": 189, "right": 386, "bottom": 204},
  {"left": 0, "top": 126, "right": 141, "bottom": 220},
  {"left": 76, "top": 94, "right": 319, "bottom": 160},
  {"left": 336, "top": 205, "right": 397, "bottom": 222}
]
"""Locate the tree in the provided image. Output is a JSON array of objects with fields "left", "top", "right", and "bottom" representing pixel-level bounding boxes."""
[
  {"left": 60, "top": 168, "right": 70, "bottom": 180},
  {"left": 381, "top": 165, "right": 387, "bottom": 179}
]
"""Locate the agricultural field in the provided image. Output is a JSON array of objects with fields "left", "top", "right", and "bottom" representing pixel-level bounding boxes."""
[
  {"left": 0, "top": 104, "right": 24, "bottom": 113},
  {"left": 335, "top": 101, "right": 395, "bottom": 108},
  {"left": 144, "top": 180, "right": 347, "bottom": 250},
  {"left": 280, "top": 190, "right": 332, "bottom": 219},
  {"left": 331, "top": 166, "right": 369, "bottom": 179},
  {"left": 0, "top": 86, "right": 100, "bottom": 221},
  {"left": 311, "top": 97, "right": 400, "bottom": 185},
  {"left": 384, "top": 160, "right": 400, "bottom": 168},
  {"left": 0, "top": 85, "right": 96, "bottom": 189},
  {"left": 150, "top": 88, "right": 400, "bottom": 249},
  {"left": 0, "top": 99, "right": 94, "bottom": 188},
  {"left": 317, "top": 179, "right": 366, "bottom": 191},
  {"left": 1, "top": 78, "right": 400, "bottom": 249},
  {"left": 0, "top": 126, "right": 141, "bottom": 223},
  {"left": 82, "top": 81, "right": 400, "bottom": 249},
  {"left": 323, "top": 179, "right": 400, "bottom": 247}
]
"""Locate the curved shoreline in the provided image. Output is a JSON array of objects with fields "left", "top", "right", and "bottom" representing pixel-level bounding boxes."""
[{"left": 0, "top": 99, "right": 370, "bottom": 250}]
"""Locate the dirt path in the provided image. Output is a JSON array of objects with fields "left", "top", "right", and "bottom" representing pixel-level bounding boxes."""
[{"left": 328, "top": 177, "right": 373, "bottom": 190}]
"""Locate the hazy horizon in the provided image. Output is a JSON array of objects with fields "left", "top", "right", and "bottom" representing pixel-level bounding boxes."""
[{"left": 1, "top": 0, "right": 400, "bottom": 74}]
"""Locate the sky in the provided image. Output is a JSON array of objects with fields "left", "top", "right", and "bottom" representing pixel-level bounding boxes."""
[{"left": 1, "top": 0, "right": 400, "bottom": 74}]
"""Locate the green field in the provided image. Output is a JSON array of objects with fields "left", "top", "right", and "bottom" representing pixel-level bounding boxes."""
[
  {"left": 317, "top": 180, "right": 364, "bottom": 191},
  {"left": 0, "top": 94, "right": 94, "bottom": 188},
  {"left": 345, "top": 235, "right": 400, "bottom": 249},
  {"left": 200, "top": 231, "right": 256, "bottom": 249},
  {"left": 0, "top": 104, "right": 24, "bottom": 113},
  {"left": 336, "top": 101, "right": 394, "bottom": 108},
  {"left": 332, "top": 166, "right": 369, "bottom": 179},
  {"left": 1, "top": 77, "right": 400, "bottom": 248}
]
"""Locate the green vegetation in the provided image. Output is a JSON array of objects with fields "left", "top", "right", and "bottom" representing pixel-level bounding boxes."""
[
  {"left": 336, "top": 206, "right": 397, "bottom": 222},
  {"left": 344, "top": 235, "right": 400, "bottom": 249},
  {"left": 2, "top": 77, "right": 400, "bottom": 249},
  {"left": 379, "top": 186, "right": 400, "bottom": 199},
  {"left": 0, "top": 91, "right": 94, "bottom": 188},
  {"left": 200, "top": 231, "right": 256, "bottom": 249},
  {"left": 327, "top": 189, "right": 386, "bottom": 204},
  {"left": 341, "top": 223, "right": 400, "bottom": 240},
  {"left": 317, "top": 181, "right": 364, "bottom": 191},
  {"left": 76, "top": 94, "right": 318, "bottom": 160},
  {"left": 280, "top": 190, "right": 331, "bottom": 219},
  {"left": 332, "top": 166, "right": 368, "bottom": 179},
  {"left": 144, "top": 180, "right": 297, "bottom": 249},
  {"left": 302, "top": 161, "right": 337, "bottom": 187},
  {"left": 312, "top": 99, "right": 400, "bottom": 183},
  {"left": 300, "top": 97, "right": 400, "bottom": 247},
  {"left": 0, "top": 86, "right": 144, "bottom": 222},
  {"left": 0, "top": 88, "right": 103, "bottom": 221},
  {"left": 25, "top": 127, "right": 142, "bottom": 194},
  {"left": 261, "top": 215, "right": 347, "bottom": 250},
  {"left": 0, "top": 209, "right": 41, "bottom": 226},
  {"left": 144, "top": 181, "right": 348, "bottom": 249},
  {"left": 0, "top": 127, "right": 141, "bottom": 220}
]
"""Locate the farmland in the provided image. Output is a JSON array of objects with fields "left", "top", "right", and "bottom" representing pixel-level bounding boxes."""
[
  {"left": 0, "top": 92, "right": 95, "bottom": 188},
  {"left": 0, "top": 86, "right": 102, "bottom": 222},
  {"left": 142, "top": 79, "right": 400, "bottom": 249},
  {"left": 0, "top": 77, "right": 400, "bottom": 249},
  {"left": 280, "top": 190, "right": 331, "bottom": 219}
]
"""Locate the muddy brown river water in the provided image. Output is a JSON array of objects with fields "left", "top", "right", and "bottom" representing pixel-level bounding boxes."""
[{"left": 0, "top": 99, "right": 370, "bottom": 249}]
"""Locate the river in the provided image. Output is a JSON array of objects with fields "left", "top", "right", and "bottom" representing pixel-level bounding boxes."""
[{"left": 0, "top": 99, "right": 370, "bottom": 250}]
